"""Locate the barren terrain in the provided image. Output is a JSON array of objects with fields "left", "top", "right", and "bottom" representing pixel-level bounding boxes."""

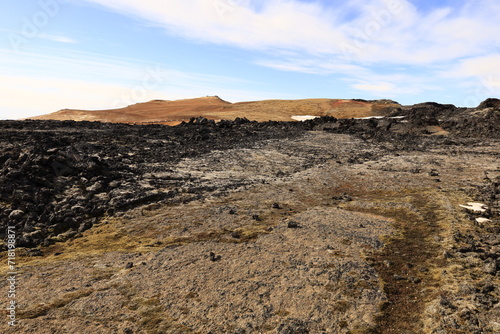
[
  {"left": 28, "top": 96, "right": 399, "bottom": 125},
  {"left": 1, "top": 99, "right": 499, "bottom": 333}
]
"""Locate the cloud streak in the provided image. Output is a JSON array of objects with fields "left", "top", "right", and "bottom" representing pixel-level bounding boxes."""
[{"left": 38, "top": 34, "right": 77, "bottom": 43}]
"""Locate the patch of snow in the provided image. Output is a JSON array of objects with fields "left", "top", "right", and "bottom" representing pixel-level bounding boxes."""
[
  {"left": 459, "top": 202, "right": 488, "bottom": 213},
  {"left": 475, "top": 217, "right": 492, "bottom": 224},
  {"left": 353, "top": 116, "right": 385, "bottom": 120},
  {"left": 291, "top": 115, "right": 320, "bottom": 121}
]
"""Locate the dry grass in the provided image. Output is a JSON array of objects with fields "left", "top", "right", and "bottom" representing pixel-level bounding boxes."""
[{"left": 111, "top": 282, "right": 193, "bottom": 334}]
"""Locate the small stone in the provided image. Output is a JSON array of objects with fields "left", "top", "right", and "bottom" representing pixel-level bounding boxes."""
[
  {"left": 483, "top": 260, "right": 498, "bottom": 275},
  {"left": 209, "top": 252, "right": 221, "bottom": 262},
  {"left": 78, "top": 221, "right": 93, "bottom": 233},
  {"left": 125, "top": 262, "right": 134, "bottom": 269},
  {"left": 459, "top": 284, "right": 476, "bottom": 295},
  {"left": 9, "top": 210, "right": 25, "bottom": 221},
  {"left": 71, "top": 205, "right": 85, "bottom": 214},
  {"left": 332, "top": 193, "right": 352, "bottom": 202},
  {"left": 252, "top": 215, "right": 262, "bottom": 221},
  {"left": 409, "top": 277, "right": 421, "bottom": 284},
  {"left": 443, "top": 250, "right": 454, "bottom": 258},
  {"left": 231, "top": 232, "right": 241, "bottom": 239},
  {"left": 287, "top": 221, "right": 299, "bottom": 228},
  {"left": 272, "top": 203, "right": 282, "bottom": 209}
]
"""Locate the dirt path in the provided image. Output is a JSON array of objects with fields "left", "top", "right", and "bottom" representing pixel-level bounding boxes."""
[{"left": 359, "top": 191, "right": 448, "bottom": 333}]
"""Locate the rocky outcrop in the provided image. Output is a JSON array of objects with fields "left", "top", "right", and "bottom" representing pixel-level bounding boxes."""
[
  {"left": 477, "top": 98, "right": 500, "bottom": 110},
  {"left": 0, "top": 119, "right": 313, "bottom": 249}
]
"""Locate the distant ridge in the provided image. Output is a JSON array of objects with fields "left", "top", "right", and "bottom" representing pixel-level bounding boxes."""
[{"left": 29, "top": 96, "right": 401, "bottom": 125}]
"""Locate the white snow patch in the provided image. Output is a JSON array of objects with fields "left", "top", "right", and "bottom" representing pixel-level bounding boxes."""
[
  {"left": 459, "top": 202, "right": 488, "bottom": 213},
  {"left": 291, "top": 115, "right": 320, "bottom": 121},
  {"left": 475, "top": 217, "right": 492, "bottom": 224}
]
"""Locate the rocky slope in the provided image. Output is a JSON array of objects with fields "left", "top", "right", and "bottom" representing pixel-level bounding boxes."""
[{"left": 0, "top": 99, "right": 499, "bottom": 333}]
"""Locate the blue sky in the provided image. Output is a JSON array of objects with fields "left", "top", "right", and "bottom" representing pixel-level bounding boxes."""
[{"left": 1, "top": 0, "right": 500, "bottom": 119}]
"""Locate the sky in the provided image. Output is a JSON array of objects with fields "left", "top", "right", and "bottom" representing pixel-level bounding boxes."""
[{"left": 1, "top": 0, "right": 500, "bottom": 119}]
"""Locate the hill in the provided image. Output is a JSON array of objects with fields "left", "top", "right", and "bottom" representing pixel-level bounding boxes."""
[{"left": 29, "top": 96, "right": 400, "bottom": 124}]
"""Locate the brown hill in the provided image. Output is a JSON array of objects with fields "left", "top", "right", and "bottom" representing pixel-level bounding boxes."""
[{"left": 29, "top": 96, "right": 400, "bottom": 125}]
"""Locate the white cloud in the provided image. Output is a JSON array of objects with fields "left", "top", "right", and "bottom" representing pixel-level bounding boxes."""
[
  {"left": 348, "top": 75, "right": 438, "bottom": 98},
  {"left": 255, "top": 56, "right": 366, "bottom": 76},
  {"left": 443, "top": 54, "right": 500, "bottom": 106},
  {"left": 84, "top": 0, "right": 350, "bottom": 54},
  {"left": 450, "top": 54, "right": 500, "bottom": 80},
  {"left": 82, "top": 0, "right": 500, "bottom": 66},
  {"left": 39, "top": 34, "right": 77, "bottom": 43}
]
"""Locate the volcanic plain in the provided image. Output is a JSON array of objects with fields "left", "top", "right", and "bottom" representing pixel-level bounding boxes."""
[{"left": 1, "top": 98, "right": 499, "bottom": 333}]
